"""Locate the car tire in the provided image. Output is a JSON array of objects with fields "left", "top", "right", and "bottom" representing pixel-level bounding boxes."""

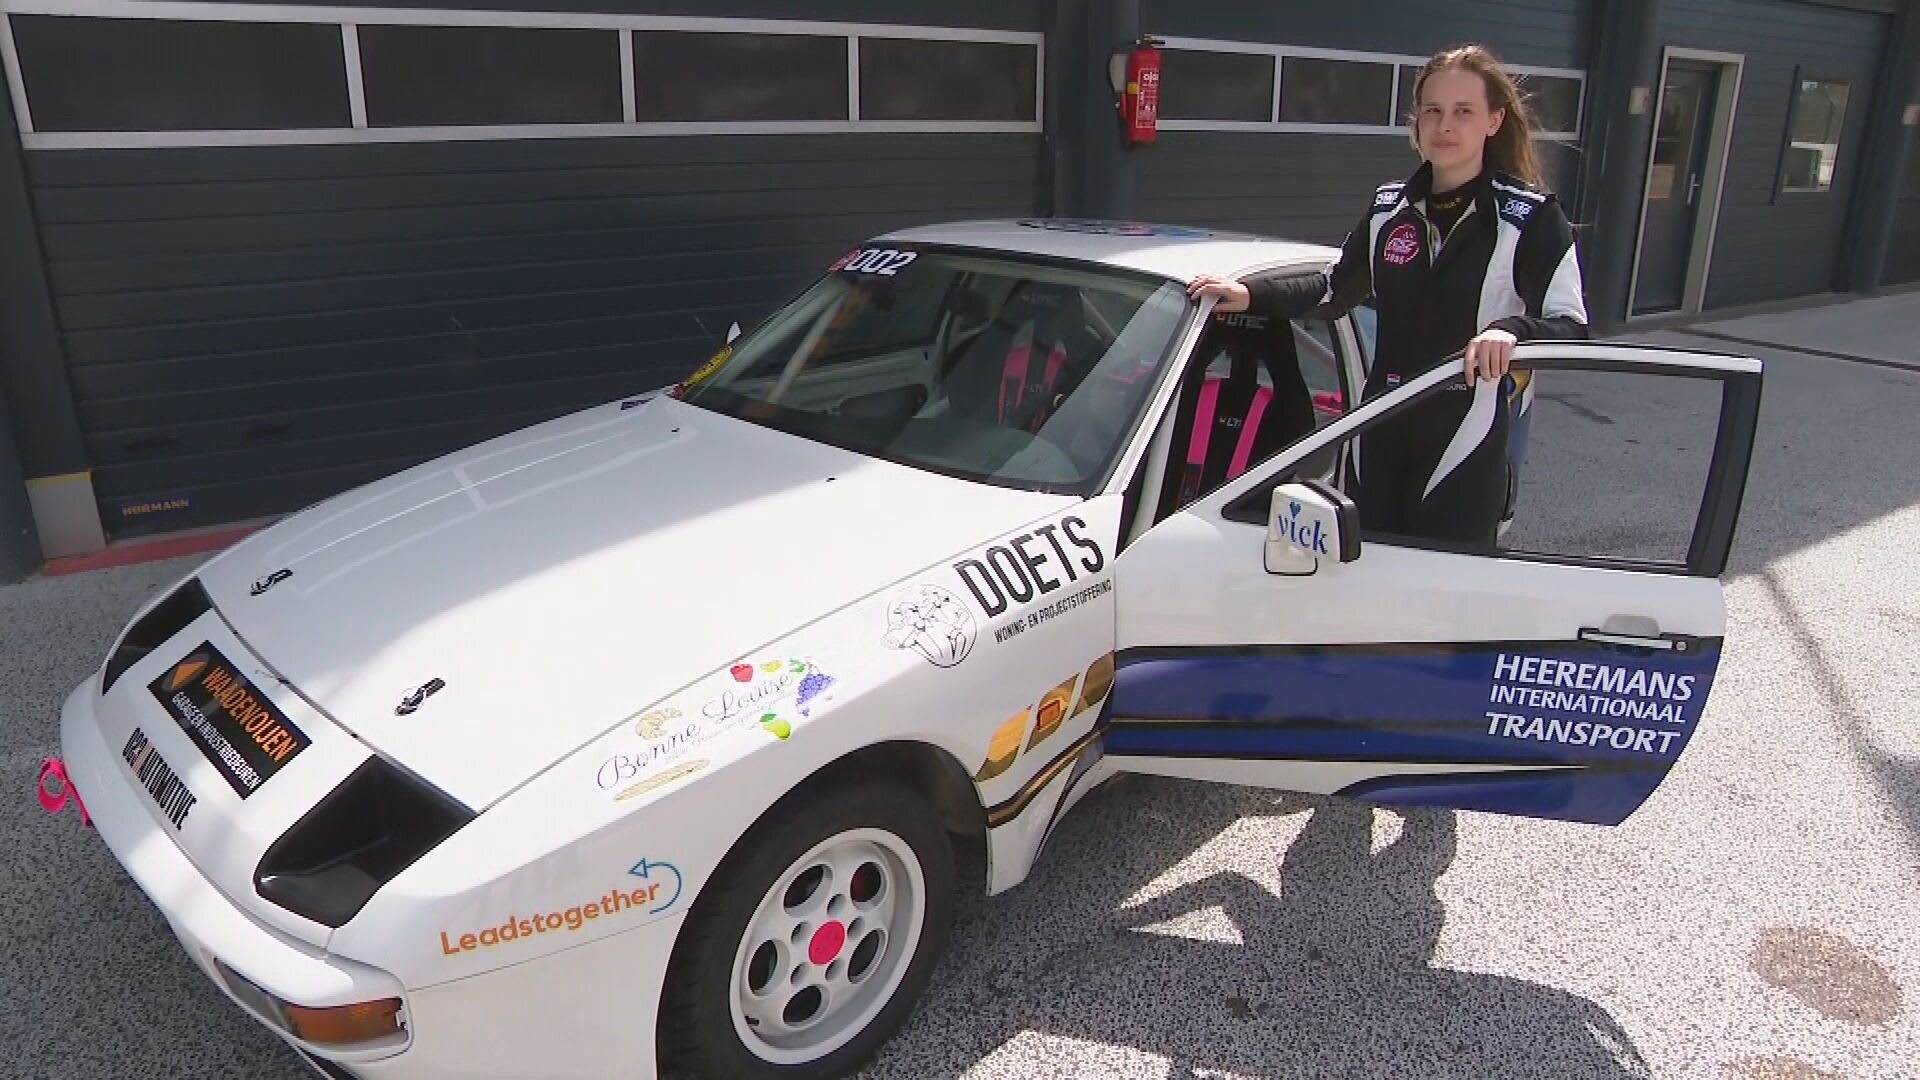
[{"left": 657, "top": 776, "right": 956, "bottom": 1079}]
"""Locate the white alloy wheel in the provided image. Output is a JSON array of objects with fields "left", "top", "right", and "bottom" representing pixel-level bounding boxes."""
[{"left": 727, "top": 827, "right": 927, "bottom": 1065}]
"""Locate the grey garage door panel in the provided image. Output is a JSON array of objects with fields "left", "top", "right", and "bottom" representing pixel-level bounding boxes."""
[
  {"left": 77, "top": 339, "right": 679, "bottom": 436},
  {"left": 32, "top": 130, "right": 1040, "bottom": 534},
  {"left": 87, "top": 367, "right": 649, "bottom": 478},
  {"left": 44, "top": 210, "right": 959, "bottom": 298},
  {"left": 66, "top": 306, "right": 770, "bottom": 397},
  {"left": 29, "top": 155, "right": 1030, "bottom": 227}
]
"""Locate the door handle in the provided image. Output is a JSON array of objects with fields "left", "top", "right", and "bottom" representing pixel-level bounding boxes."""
[
  {"left": 1578, "top": 623, "right": 1703, "bottom": 653},
  {"left": 1686, "top": 173, "right": 1702, "bottom": 206}
]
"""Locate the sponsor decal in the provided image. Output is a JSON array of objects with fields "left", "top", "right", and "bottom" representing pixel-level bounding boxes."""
[
  {"left": 148, "top": 644, "right": 309, "bottom": 798},
  {"left": 883, "top": 584, "right": 978, "bottom": 668},
  {"left": 634, "top": 707, "right": 681, "bottom": 738},
  {"left": 614, "top": 759, "right": 708, "bottom": 802},
  {"left": 1502, "top": 198, "right": 1536, "bottom": 221},
  {"left": 681, "top": 345, "right": 731, "bottom": 391},
  {"left": 991, "top": 579, "right": 1112, "bottom": 646},
  {"left": 955, "top": 515, "right": 1106, "bottom": 623},
  {"left": 1213, "top": 312, "right": 1270, "bottom": 330},
  {"left": 1484, "top": 652, "right": 1694, "bottom": 756},
  {"left": 1274, "top": 500, "right": 1331, "bottom": 558},
  {"left": 395, "top": 678, "right": 446, "bottom": 717},
  {"left": 1383, "top": 222, "right": 1422, "bottom": 267},
  {"left": 1015, "top": 220, "right": 1212, "bottom": 238},
  {"left": 250, "top": 568, "right": 291, "bottom": 596},
  {"left": 438, "top": 864, "right": 683, "bottom": 956},
  {"left": 596, "top": 659, "right": 834, "bottom": 799},
  {"left": 1375, "top": 187, "right": 1402, "bottom": 208},
  {"left": 831, "top": 248, "right": 918, "bottom": 276},
  {"left": 121, "top": 728, "right": 196, "bottom": 830}
]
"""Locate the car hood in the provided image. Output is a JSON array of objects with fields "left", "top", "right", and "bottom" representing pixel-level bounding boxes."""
[{"left": 198, "top": 394, "right": 1072, "bottom": 809}]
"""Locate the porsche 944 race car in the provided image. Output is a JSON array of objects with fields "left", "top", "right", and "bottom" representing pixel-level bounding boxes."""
[{"left": 43, "top": 218, "right": 1761, "bottom": 1080}]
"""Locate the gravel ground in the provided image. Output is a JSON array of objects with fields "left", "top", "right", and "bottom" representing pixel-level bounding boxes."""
[{"left": 2, "top": 300, "right": 1916, "bottom": 1080}]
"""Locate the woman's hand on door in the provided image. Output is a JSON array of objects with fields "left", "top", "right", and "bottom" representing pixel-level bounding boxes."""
[{"left": 1187, "top": 275, "right": 1250, "bottom": 312}]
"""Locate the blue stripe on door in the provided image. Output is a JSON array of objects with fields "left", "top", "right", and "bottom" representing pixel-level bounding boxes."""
[{"left": 1106, "top": 643, "right": 1718, "bottom": 768}]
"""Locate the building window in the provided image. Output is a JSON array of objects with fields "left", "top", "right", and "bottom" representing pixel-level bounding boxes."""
[
  {"left": 1159, "top": 48, "right": 1273, "bottom": 122},
  {"left": 359, "top": 25, "right": 623, "bottom": 127},
  {"left": 1278, "top": 57, "right": 1394, "bottom": 125},
  {"left": 632, "top": 31, "right": 848, "bottom": 122},
  {"left": 8, "top": 14, "right": 351, "bottom": 131},
  {"left": 858, "top": 37, "right": 1037, "bottom": 123},
  {"left": 1779, "top": 72, "right": 1850, "bottom": 194},
  {"left": 1519, "top": 74, "right": 1583, "bottom": 136}
]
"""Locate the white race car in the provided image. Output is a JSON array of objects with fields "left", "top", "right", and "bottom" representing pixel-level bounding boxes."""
[{"left": 45, "top": 219, "right": 1761, "bottom": 1080}]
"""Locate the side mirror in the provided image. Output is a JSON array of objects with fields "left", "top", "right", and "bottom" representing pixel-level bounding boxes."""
[{"left": 1265, "top": 480, "right": 1360, "bottom": 576}]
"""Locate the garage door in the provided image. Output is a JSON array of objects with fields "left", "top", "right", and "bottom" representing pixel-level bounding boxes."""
[{"left": 4, "top": 9, "right": 1045, "bottom": 537}]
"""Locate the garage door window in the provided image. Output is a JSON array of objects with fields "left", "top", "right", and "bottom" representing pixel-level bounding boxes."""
[
  {"left": 633, "top": 32, "right": 848, "bottom": 122},
  {"left": 8, "top": 14, "right": 350, "bottom": 131}
]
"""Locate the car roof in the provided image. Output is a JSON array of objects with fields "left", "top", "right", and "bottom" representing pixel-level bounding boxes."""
[{"left": 875, "top": 218, "right": 1337, "bottom": 283}]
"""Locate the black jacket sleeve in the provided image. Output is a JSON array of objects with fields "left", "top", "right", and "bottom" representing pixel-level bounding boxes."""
[
  {"left": 1243, "top": 206, "right": 1374, "bottom": 321},
  {"left": 1489, "top": 197, "right": 1590, "bottom": 342}
]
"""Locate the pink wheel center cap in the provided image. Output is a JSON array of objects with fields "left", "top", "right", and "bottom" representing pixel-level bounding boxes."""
[{"left": 808, "top": 921, "right": 847, "bottom": 966}]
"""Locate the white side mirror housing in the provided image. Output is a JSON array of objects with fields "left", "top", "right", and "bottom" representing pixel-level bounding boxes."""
[{"left": 1265, "top": 480, "right": 1360, "bottom": 576}]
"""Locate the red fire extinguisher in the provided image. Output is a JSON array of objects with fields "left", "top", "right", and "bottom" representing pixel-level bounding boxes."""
[{"left": 1115, "top": 36, "right": 1162, "bottom": 146}]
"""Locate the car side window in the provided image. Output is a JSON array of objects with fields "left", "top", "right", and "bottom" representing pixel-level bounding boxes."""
[
  {"left": 1224, "top": 362, "right": 1736, "bottom": 571},
  {"left": 1148, "top": 313, "right": 1351, "bottom": 524}
]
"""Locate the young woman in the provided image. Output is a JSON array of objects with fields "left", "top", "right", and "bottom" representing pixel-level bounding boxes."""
[{"left": 1188, "top": 44, "right": 1589, "bottom": 546}]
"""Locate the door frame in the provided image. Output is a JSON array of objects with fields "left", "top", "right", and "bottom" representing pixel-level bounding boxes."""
[{"left": 1626, "top": 47, "right": 1746, "bottom": 317}]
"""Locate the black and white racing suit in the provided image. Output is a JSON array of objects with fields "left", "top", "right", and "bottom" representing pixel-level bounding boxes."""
[{"left": 1244, "top": 163, "right": 1590, "bottom": 545}]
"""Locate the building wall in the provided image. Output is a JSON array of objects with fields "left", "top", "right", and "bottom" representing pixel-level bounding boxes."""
[
  {"left": 1133, "top": 0, "right": 1591, "bottom": 249},
  {"left": 1656, "top": 0, "right": 1889, "bottom": 306}
]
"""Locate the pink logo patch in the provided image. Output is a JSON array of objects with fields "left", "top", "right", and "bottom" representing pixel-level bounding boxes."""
[{"left": 1383, "top": 222, "right": 1421, "bottom": 266}]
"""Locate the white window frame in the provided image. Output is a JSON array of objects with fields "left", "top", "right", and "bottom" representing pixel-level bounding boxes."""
[
  {"left": 1151, "top": 35, "right": 1584, "bottom": 142},
  {"left": 0, "top": 0, "right": 1044, "bottom": 148}
]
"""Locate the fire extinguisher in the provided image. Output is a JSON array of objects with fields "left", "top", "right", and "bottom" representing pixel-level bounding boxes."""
[{"left": 1112, "top": 36, "right": 1163, "bottom": 146}]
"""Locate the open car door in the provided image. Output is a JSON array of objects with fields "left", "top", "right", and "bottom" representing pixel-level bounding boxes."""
[{"left": 1104, "top": 342, "right": 1761, "bottom": 824}]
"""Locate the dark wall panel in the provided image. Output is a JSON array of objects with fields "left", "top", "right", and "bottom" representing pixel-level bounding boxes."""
[
  {"left": 1138, "top": 133, "right": 1581, "bottom": 247},
  {"left": 1136, "top": 0, "right": 1589, "bottom": 256},
  {"left": 1144, "top": 0, "right": 1590, "bottom": 68},
  {"left": 1660, "top": 0, "right": 1889, "bottom": 307},
  {"left": 27, "top": 134, "right": 1039, "bottom": 534}
]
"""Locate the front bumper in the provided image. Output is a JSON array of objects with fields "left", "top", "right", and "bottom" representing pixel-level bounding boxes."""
[{"left": 58, "top": 679, "right": 680, "bottom": 1079}]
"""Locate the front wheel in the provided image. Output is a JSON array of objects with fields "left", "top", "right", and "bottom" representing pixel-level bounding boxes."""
[{"left": 658, "top": 779, "right": 956, "bottom": 1079}]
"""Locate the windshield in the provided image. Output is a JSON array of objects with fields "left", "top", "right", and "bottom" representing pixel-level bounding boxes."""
[{"left": 674, "top": 245, "right": 1190, "bottom": 494}]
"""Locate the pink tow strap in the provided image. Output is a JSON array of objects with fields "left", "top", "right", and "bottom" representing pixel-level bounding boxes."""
[{"left": 38, "top": 757, "right": 91, "bottom": 827}]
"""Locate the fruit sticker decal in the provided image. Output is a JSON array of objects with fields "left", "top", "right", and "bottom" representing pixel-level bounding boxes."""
[{"left": 597, "top": 657, "right": 837, "bottom": 800}]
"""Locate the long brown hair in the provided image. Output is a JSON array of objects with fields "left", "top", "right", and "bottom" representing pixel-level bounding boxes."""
[{"left": 1408, "top": 44, "right": 1543, "bottom": 188}]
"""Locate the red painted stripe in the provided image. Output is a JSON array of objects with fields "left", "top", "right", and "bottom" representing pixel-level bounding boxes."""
[{"left": 41, "top": 523, "right": 267, "bottom": 577}]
